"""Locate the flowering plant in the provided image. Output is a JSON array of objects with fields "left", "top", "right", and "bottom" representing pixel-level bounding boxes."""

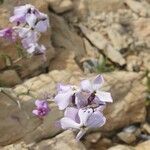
[
  {"left": 0, "top": 4, "right": 49, "bottom": 59},
  {"left": 0, "top": 4, "right": 113, "bottom": 141},
  {"left": 33, "top": 75, "right": 113, "bottom": 140}
]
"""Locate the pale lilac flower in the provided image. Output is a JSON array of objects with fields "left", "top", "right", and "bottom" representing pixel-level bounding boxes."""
[
  {"left": 80, "top": 75, "right": 113, "bottom": 103},
  {"left": 26, "top": 43, "right": 46, "bottom": 54},
  {"left": 10, "top": 4, "right": 49, "bottom": 32},
  {"left": 9, "top": 4, "right": 36, "bottom": 25},
  {"left": 60, "top": 107, "right": 106, "bottom": 140},
  {"left": 34, "top": 12, "right": 50, "bottom": 32},
  {"left": 32, "top": 100, "right": 50, "bottom": 117},
  {"left": 9, "top": 4, "right": 49, "bottom": 57},
  {"left": 15, "top": 27, "right": 45, "bottom": 54},
  {"left": 75, "top": 92, "right": 106, "bottom": 111},
  {"left": 54, "top": 84, "right": 79, "bottom": 110},
  {"left": 0, "top": 27, "right": 16, "bottom": 41}
]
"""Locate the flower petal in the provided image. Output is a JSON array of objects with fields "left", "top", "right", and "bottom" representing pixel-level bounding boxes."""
[
  {"left": 26, "top": 13, "right": 37, "bottom": 28},
  {"left": 86, "top": 111, "right": 106, "bottom": 128},
  {"left": 75, "top": 92, "right": 88, "bottom": 108},
  {"left": 26, "top": 44, "right": 36, "bottom": 54},
  {"left": 35, "top": 100, "right": 49, "bottom": 108},
  {"left": 60, "top": 117, "right": 80, "bottom": 129},
  {"left": 80, "top": 79, "right": 92, "bottom": 92},
  {"left": 54, "top": 90, "right": 73, "bottom": 110},
  {"left": 35, "top": 20, "right": 49, "bottom": 32},
  {"left": 32, "top": 109, "right": 39, "bottom": 116},
  {"left": 96, "top": 91, "right": 113, "bottom": 103},
  {"left": 64, "top": 107, "right": 79, "bottom": 123},
  {"left": 92, "top": 75, "right": 104, "bottom": 90},
  {"left": 9, "top": 15, "right": 26, "bottom": 24},
  {"left": 56, "top": 83, "right": 71, "bottom": 93},
  {"left": 78, "top": 108, "right": 93, "bottom": 126},
  {"left": 35, "top": 100, "right": 43, "bottom": 107}
]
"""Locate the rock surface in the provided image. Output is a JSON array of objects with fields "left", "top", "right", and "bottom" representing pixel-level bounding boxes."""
[
  {"left": 34, "top": 130, "right": 86, "bottom": 150},
  {"left": 0, "top": 70, "right": 147, "bottom": 146},
  {"left": 0, "top": 70, "right": 22, "bottom": 86},
  {"left": 108, "top": 145, "right": 134, "bottom": 150},
  {"left": 79, "top": 25, "right": 126, "bottom": 66},
  {"left": 135, "top": 140, "right": 150, "bottom": 150},
  {"left": 47, "top": 0, "right": 73, "bottom": 13},
  {"left": 117, "top": 132, "right": 136, "bottom": 144},
  {"left": 101, "top": 71, "right": 146, "bottom": 132}
]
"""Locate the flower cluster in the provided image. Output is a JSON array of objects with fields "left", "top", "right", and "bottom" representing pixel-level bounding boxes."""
[
  {"left": 32, "top": 100, "right": 50, "bottom": 118},
  {"left": 54, "top": 75, "right": 113, "bottom": 140},
  {"left": 0, "top": 4, "right": 49, "bottom": 56}
]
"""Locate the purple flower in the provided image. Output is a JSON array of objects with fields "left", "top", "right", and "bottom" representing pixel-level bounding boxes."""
[
  {"left": 34, "top": 12, "right": 50, "bottom": 33},
  {"left": 9, "top": 4, "right": 36, "bottom": 25},
  {"left": 54, "top": 84, "right": 79, "bottom": 110},
  {"left": 75, "top": 92, "right": 106, "bottom": 111},
  {"left": 10, "top": 4, "right": 49, "bottom": 32},
  {"left": 15, "top": 27, "right": 45, "bottom": 54},
  {"left": 80, "top": 75, "right": 113, "bottom": 103},
  {"left": 26, "top": 43, "right": 46, "bottom": 54},
  {"left": 0, "top": 27, "right": 16, "bottom": 41},
  {"left": 32, "top": 100, "right": 50, "bottom": 117},
  {"left": 60, "top": 107, "right": 106, "bottom": 140}
]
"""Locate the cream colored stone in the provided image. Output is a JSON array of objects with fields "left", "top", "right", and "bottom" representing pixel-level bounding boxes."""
[
  {"left": 142, "top": 123, "right": 150, "bottom": 134},
  {"left": 30, "top": 80, "right": 46, "bottom": 91},
  {"left": 79, "top": 25, "right": 126, "bottom": 66},
  {"left": 125, "top": 0, "right": 150, "bottom": 17},
  {"left": 34, "top": 130, "right": 86, "bottom": 150},
  {"left": 117, "top": 132, "right": 136, "bottom": 144},
  {"left": 47, "top": 0, "right": 73, "bottom": 13},
  {"left": 13, "top": 85, "right": 28, "bottom": 95},
  {"left": 1, "top": 142, "right": 28, "bottom": 150},
  {"left": 108, "top": 145, "right": 135, "bottom": 150},
  {"left": 49, "top": 70, "right": 72, "bottom": 82},
  {"left": 135, "top": 140, "right": 150, "bottom": 150},
  {"left": 39, "top": 74, "right": 52, "bottom": 83}
]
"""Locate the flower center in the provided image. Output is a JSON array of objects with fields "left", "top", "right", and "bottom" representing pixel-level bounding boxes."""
[
  {"left": 39, "top": 108, "right": 47, "bottom": 116},
  {"left": 87, "top": 91, "right": 96, "bottom": 104}
]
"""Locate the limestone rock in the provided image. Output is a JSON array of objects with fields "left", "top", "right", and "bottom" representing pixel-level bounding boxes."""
[
  {"left": 47, "top": 0, "right": 73, "bottom": 13},
  {"left": 0, "top": 89, "right": 41, "bottom": 146},
  {"left": 85, "top": 0, "right": 125, "bottom": 13},
  {"left": 1, "top": 142, "right": 28, "bottom": 150},
  {"left": 0, "top": 71, "right": 65, "bottom": 146},
  {"left": 133, "top": 18, "right": 150, "bottom": 48},
  {"left": 34, "top": 130, "right": 86, "bottom": 150},
  {"left": 141, "top": 123, "right": 150, "bottom": 134},
  {"left": 126, "top": 55, "right": 142, "bottom": 72},
  {"left": 117, "top": 132, "right": 136, "bottom": 144},
  {"left": 125, "top": 0, "right": 150, "bottom": 17},
  {"left": 107, "top": 23, "right": 131, "bottom": 51},
  {"left": 92, "top": 138, "right": 112, "bottom": 150},
  {"left": 108, "top": 145, "right": 135, "bottom": 150},
  {"left": 79, "top": 25, "right": 126, "bottom": 66},
  {"left": 50, "top": 13, "right": 85, "bottom": 59},
  {"left": 49, "top": 49, "right": 82, "bottom": 72},
  {"left": 0, "top": 70, "right": 147, "bottom": 145},
  {"left": 0, "top": 70, "right": 22, "bottom": 86},
  {"left": 85, "top": 132, "right": 102, "bottom": 143},
  {"left": 139, "top": 51, "right": 150, "bottom": 71},
  {"left": 135, "top": 140, "right": 150, "bottom": 150},
  {"left": 83, "top": 38, "right": 99, "bottom": 58},
  {"left": 101, "top": 71, "right": 146, "bottom": 131}
]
